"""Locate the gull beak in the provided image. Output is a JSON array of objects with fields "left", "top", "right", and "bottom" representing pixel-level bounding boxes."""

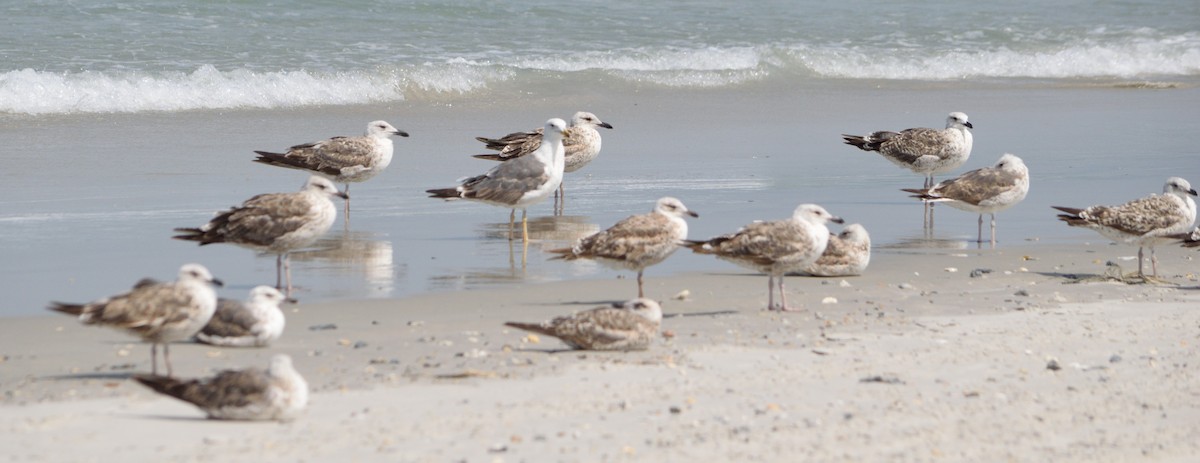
[
  {"left": 1190, "top": 188, "right": 1198, "bottom": 197},
  {"left": 830, "top": 216, "right": 845, "bottom": 224},
  {"left": 284, "top": 297, "right": 299, "bottom": 304},
  {"left": 394, "top": 129, "right": 410, "bottom": 138},
  {"left": 336, "top": 191, "right": 350, "bottom": 200},
  {"left": 599, "top": 122, "right": 614, "bottom": 129},
  {"left": 964, "top": 121, "right": 974, "bottom": 129},
  {"left": 210, "top": 277, "right": 225, "bottom": 288},
  {"left": 686, "top": 210, "right": 699, "bottom": 218}
]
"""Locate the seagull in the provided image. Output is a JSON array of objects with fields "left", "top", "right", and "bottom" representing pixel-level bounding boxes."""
[
  {"left": 47, "top": 264, "right": 222, "bottom": 376},
  {"left": 902, "top": 153, "right": 1030, "bottom": 245},
  {"left": 798, "top": 223, "right": 872, "bottom": 277},
  {"left": 173, "top": 176, "right": 347, "bottom": 297},
  {"left": 1053, "top": 177, "right": 1197, "bottom": 281},
  {"left": 473, "top": 111, "right": 613, "bottom": 206},
  {"left": 685, "top": 204, "right": 843, "bottom": 311},
  {"left": 195, "top": 286, "right": 291, "bottom": 347},
  {"left": 426, "top": 118, "right": 567, "bottom": 242},
  {"left": 842, "top": 112, "right": 974, "bottom": 189},
  {"left": 549, "top": 197, "right": 697, "bottom": 297},
  {"left": 504, "top": 298, "right": 662, "bottom": 351},
  {"left": 133, "top": 354, "right": 308, "bottom": 421},
  {"left": 253, "top": 120, "right": 407, "bottom": 216}
]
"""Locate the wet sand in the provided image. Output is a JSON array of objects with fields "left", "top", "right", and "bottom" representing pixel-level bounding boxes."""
[{"left": 4, "top": 242, "right": 1200, "bottom": 462}]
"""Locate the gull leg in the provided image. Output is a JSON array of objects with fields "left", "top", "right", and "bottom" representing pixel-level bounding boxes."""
[
  {"left": 284, "top": 253, "right": 293, "bottom": 298},
  {"left": 508, "top": 209, "right": 516, "bottom": 241},
  {"left": 343, "top": 183, "right": 351, "bottom": 221},
  {"left": 521, "top": 209, "right": 529, "bottom": 243},
  {"left": 779, "top": 276, "right": 802, "bottom": 312},
  {"left": 275, "top": 254, "right": 283, "bottom": 289},
  {"left": 637, "top": 270, "right": 645, "bottom": 298},
  {"left": 163, "top": 344, "right": 173, "bottom": 377},
  {"left": 150, "top": 343, "right": 158, "bottom": 376},
  {"left": 990, "top": 213, "right": 997, "bottom": 247}
]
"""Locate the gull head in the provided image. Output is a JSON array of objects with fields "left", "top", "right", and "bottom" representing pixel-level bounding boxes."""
[
  {"left": 654, "top": 197, "right": 699, "bottom": 219},
  {"left": 618, "top": 298, "right": 663, "bottom": 323},
  {"left": 839, "top": 223, "right": 871, "bottom": 245},
  {"left": 366, "top": 120, "right": 409, "bottom": 138},
  {"left": 946, "top": 112, "right": 973, "bottom": 130},
  {"left": 267, "top": 354, "right": 296, "bottom": 375},
  {"left": 179, "top": 263, "right": 223, "bottom": 287},
  {"left": 1164, "top": 177, "right": 1198, "bottom": 198},
  {"left": 793, "top": 204, "right": 844, "bottom": 226},
  {"left": 543, "top": 118, "right": 568, "bottom": 141},
  {"left": 571, "top": 111, "right": 613, "bottom": 130},
  {"left": 303, "top": 176, "right": 350, "bottom": 200},
  {"left": 249, "top": 285, "right": 293, "bottom": 305},
  {"left": 994, "top": 153, "right": 1027, "bottom": 173}
]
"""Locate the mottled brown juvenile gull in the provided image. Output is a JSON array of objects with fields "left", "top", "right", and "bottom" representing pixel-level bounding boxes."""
[
  {"left": 426, "top": 118, "right": 567, "bottom": 243},
  {"left": 1054, "top": 177, "right": 1197, "bottom": 281},
  {"left": 842, "top": 112, "right": 974, "bottom": 188},
  {"left": 253, "top": 120, "right": 407, "bottom": 215},
  {"left": 47, "top": 264, "right": 222, "bottom": 376},
  {"left": 798, "top": 223, "right": 872, "bottom": 277},
  {"left": 195, "top": 286, "right": 290, "bottom": 348},
  {"left": 505, "top": 298, "right": 662, "bottom": 351},
  {"left": 902, "top": 153, "right": 1030, "bottom": 245},
  {"left": 685, "top": 204, "right": 843, "bottom": 311},
  {"left": 133, "top": 354, "right": 308, "bottom": 421},
  {"left": 173, "top": 176, "right": 347, "bottom": 297},
  {"left": 549, "top": 197, "right": 697, "bottom": 297},
  {"left": 473, "top": 111, "right": 613, "bottom": 203}
]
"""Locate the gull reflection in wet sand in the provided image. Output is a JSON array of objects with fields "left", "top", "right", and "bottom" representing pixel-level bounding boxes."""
[
  {"left": 429, "top": 215, "right": 601, "bottom": 290},
  {"left": 878, "top": 232, "right": 970, "bottom": 251},
  {"left": 288, "top": 230, "right": 398, "bottom": 298}
]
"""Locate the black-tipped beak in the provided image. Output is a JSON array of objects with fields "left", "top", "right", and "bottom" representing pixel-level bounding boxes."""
[
  {"left": 830, "top": 216, "right": 845, "bottom": 224},
  {"left": 1190, "top": 188, "right": 1198, "bottom": 197},
  {"left": 599, "top": 122, "right": 614, "bottom": 130},
  {"left": 964, "top": 121, "right": 974, "bottom": 129},
  {"left": 211, "top": 278, "right": 225, "bottom": 288},
  {"left": 394, "top": 129, "right": 410, "bottom": 138},
  {"left": 284, "top": 297, "right": 299, "bottom": 304},
  {"left": 337, "top": 191, "right": 350, "bottom": 200},
  {"left": 686, "top": 210, "right": 699, "bottom": 218}
]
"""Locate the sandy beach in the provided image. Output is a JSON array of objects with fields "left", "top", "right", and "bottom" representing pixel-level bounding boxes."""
[{"left": 4, "top": 242, "right": 1199, "bottom": 462}]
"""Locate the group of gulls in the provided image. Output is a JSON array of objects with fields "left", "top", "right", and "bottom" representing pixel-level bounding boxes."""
[{"left": 46, "top": 110, "right": 1197, "bottom": 421}]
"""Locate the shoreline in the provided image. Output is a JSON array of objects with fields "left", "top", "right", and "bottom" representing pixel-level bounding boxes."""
[{"left": 4, "top": 241, "right": 1200, "bottom": 461}]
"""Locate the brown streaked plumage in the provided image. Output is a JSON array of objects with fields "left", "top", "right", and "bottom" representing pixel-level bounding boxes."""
[
  {"left": 1053, "top": 177, "right": 1197, "bottom": 279},
  {"left": 253, "top": 120, "right": 407, "bottom": 215},
  {"left": 798, "top": 223, "right": 872, "bottom": 277},
  {"left": 549, "top": 197, "right": 697, "bottom": 297},
  {"left": 685, "top": 204, "right": 843, "bottom": 311},
  {"left": 173, "top": 176, "right": 347, "bottom": 297},
  {"left": 195, "top": 286, "right": 290, "bottom": 348},
  {"left": 133, "top": 354, "right": 308, "bottom": 421},
  {"left": 902, "top": 153, "right": 1029, "bottom": 245},
  {"left": 505, "top": 298, "right": 662, "bottom": 351},
  {"left": 47, "top": 264, "right": 223, "bottom": 376},
  {"left": 842, "top": 112, "right": 974, "bottom": 188}
]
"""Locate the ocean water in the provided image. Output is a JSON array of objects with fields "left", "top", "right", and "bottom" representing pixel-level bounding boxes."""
[
  {"left": 2, "top": 1, "right": 1199, "bottom": 317},
  {"left": 2, "top": 0, "right": 1197, "bottom": 115}
]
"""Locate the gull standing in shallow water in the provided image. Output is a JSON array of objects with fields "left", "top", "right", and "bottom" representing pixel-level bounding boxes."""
[
  {"left": 427, "top": 118, "right": 567, "bottom": 242},
  {"left": 504, "top": 298, "right": 662, "bottom": 351},
  {"left": 196, "top": 286, "right": 291, "bottom": 347},
  {"left": 47, "top": 264, "right": 222, "bottom": 376},
  {"left": 902, "top": 153, "right": 1030, "bottom": 246},
  {"left": 133, "top": 354, "right": 308, "bottom": 422},
  {"left": 473, "top": 111, "right": 613, "bottom": 211},
  {"left": 1053, "top": 177, "right": 1198, "bottom": 282},
  {"left": 842, "top": 112, "right": 975, "bottom": 189},
  {"left": 173, "top": 176, "right": 347, "bottom": 297},
  {"left": 253, "top": 120, "right": 407, "bottom": 216},
  {"left": 797, "top": 223, "right": 872, "bottom": 277},
  {"left": 685, "top": 204, "right": 843, "bottom": 312},
  {"left": 549, "top": 197, "right": 697, "bottom": 298}
]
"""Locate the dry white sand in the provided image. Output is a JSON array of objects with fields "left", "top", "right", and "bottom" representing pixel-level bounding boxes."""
[{"left": 3, "top": 243, "right": 1199, "bottom": 462}]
